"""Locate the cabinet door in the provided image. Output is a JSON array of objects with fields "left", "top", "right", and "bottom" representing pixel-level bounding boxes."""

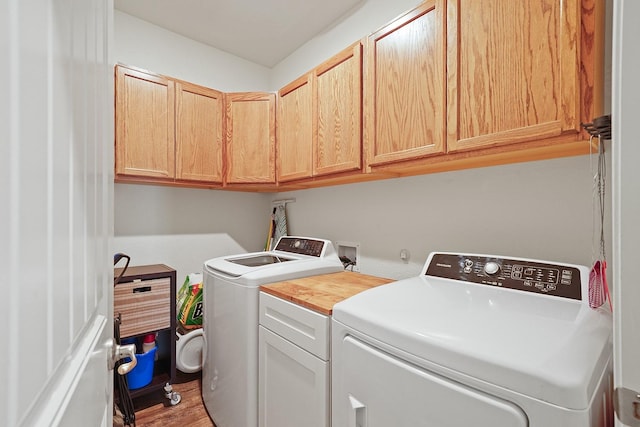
[
  {"left": 365, "top": 0, "right": 445, "bottom": 167},
  {"left": 259, "top": 326, "right": 329, "bottom": 427},
  {"left": 115, "top": 65, "right": 175, "bottom": 179},
  {"left": 175, "top": 82, "right": 224, "bottom": 183},
  {"left": 225, "top": 92, "right": 276, "bottom": 184},
  {"left": 277, "top": 75, "right": 313, "bottom": 182},
  {"left": 313, "top": 42, "right": 362, "bottom": 176},
  {"left": 447, "top": 0, "right": 580, "bottom": 152}
]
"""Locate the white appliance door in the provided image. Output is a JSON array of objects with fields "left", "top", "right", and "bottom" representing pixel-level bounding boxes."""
[
  {"left": 259, "top": 326, "right": 329, "bottom": 427},
  {"left": 334, "top": 335, "right": 528, "bottom": 427}
]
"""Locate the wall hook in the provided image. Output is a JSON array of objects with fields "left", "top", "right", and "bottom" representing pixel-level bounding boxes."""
[{"left": 581, "top": 115, "right": 612, "bottom": 140}]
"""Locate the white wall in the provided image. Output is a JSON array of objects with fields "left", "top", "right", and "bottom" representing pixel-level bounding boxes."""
[
  {"left": 270, "top": 0, "right": 421, "bottom": 89},
  {"left": 115, "top": 10, "right": 270, "bottom": 91},
  {"left": 113, "top": 11, "right": 273, "bottom": 271}
]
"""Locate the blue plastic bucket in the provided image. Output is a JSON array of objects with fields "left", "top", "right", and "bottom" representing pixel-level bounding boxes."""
[{"left": 126, "top": 346, "right": 157, "bottom": 390}]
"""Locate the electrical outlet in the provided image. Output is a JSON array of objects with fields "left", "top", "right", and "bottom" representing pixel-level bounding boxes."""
[
  {"left": 336, "top": 241, "right": 360, "bottom": 272},
  {"left": 400, "top": 249, "right": 410, "bottom": 264}
]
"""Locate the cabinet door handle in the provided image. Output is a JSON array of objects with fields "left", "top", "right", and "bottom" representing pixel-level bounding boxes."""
[
  {"left": 349, "top": 395, "right": 367, "bottom": 427},
  {"left": 132, "top": 286, "right": 151, "bottom": 293}
]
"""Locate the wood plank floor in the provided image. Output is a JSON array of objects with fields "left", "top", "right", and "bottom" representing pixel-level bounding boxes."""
[{"left": 115, "top": 371, "right": 215, "bottom": 427}]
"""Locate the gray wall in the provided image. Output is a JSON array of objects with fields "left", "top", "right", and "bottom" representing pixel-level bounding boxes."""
[
  {"left": 273, "top": 154, "right": 605, "bottom": 280},
  {"left": 114, "top": 184, "right": 270, "bottom": 250}
]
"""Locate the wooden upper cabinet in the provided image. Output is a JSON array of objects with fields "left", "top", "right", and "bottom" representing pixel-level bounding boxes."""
[
  {"left": 276, "top": 42, "right": 363, "bottom": 183},
  {"left": 225, "top": 92, "right": 276, "bottom": 184},
  {"left": 116, "top": 0, "right": 602, "bottom": 191},
  {"left": 365, "top": 0, "right": 445, "bottom": 168},
  {"left": 175, "top": 82, "right": 224, "bottom": 183},
  {"left": 115, "top": 65, "right": 175, "bottom": 179},
  {"left": 447, "top": 0, "right": 582, "bottom": 152},
  {"left": 277, "top": 75, "right": 313, "bottom": 182},
  {"left": 314, "top": 42, "right": 363, "bottom": 177}
]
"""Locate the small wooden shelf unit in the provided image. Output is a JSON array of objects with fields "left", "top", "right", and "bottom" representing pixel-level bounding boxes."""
[{"left": 114, "top": 264, "right": 177, "bottom": 400}]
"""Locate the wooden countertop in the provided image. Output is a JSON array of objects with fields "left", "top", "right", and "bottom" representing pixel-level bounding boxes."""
[{"left": 260, "top": 271, "right": 394, "bottom": 315}]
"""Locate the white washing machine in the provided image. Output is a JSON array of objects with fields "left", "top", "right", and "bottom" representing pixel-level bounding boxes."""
[
  {"left": 332, "top": 252, "right": 613, "bottom": 427},
  {"left": 202, "top": 236, "right": 343, "bottom": 427}
]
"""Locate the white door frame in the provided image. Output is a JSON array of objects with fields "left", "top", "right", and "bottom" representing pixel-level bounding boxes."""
[{"left": 612, "top": 0, "right": 640, "bottom": 425}]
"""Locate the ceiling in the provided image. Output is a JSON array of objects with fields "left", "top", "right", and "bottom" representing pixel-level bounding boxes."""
[{"left": 114, "top": 0, "right": 364, "bottom": 68}]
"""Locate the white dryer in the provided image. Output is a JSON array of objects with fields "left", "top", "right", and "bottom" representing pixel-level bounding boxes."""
[
  {"left": 332, "top": 252, "right": 613, "bottom": 427},
  {"left": 202, "top": 236, "right": 343, "bottom": 427}
]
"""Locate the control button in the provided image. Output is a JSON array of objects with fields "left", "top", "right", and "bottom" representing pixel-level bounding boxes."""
[
  {"left": 464, "top": 259, "right": 474, "bottom": 267},
  {"left": 513, "top": 265, "right": 523, "bottom": 272},
  {"left": 294, "top": 240, "right": 301, "bottom": 248},
  {"left": 534, "top": 282, "right": 544, "bottom": 289},
  {"left": 562, "top": 270, "right": 573, "bottom": 277},
  {"left": 561, "top": 279, "right": 571, "bottom": 285},
  {"left": 484, "top": 261, "right": 500, "bottom": 275},
  {"left": 547, "top": 284, "right": 556, "bottom": 291},
  {"left": 524, "top": 268, "right": 534, "bottom": 276},
  {"left": 512, "top": 271, "right": 522, "bottom": 279},
  {"left": 463, "top": 267, "right": 472, "bottom": 274},
  {"left": 524, "top": 280, "right": 532, "bottom": 287}
]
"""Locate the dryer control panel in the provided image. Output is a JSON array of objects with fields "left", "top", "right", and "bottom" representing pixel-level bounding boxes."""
[{"left": 425, "top": 253, "right": 582, "bottom": 301}]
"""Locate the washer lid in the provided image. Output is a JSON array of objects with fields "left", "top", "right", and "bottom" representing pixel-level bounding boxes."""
[
  {"left": 203, "top": 236, "right": 342, "bottom": 281},
  {"left": 333, "top": 275, "right": 612, "bottom": 410},
  {"left": 204, "top": 251, "right": 300, "bottom": 277},
  {"left": 204, "top": 254, "right": 342, "bottom": 284},
  {"left": 226, "top": 254, "right": 296, "bottom": 267}
]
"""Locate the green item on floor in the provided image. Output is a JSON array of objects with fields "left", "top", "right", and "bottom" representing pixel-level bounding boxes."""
[{"left": 177, "top": 273, "right": 203, "bottom": 330}]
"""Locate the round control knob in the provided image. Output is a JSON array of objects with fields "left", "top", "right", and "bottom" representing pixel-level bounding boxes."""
[
  {"left": 484, "top": 261, "right": 501, "bottom": 276},
  {"left": 294, "top": 240, "right": 301, "bottom": 248}
]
